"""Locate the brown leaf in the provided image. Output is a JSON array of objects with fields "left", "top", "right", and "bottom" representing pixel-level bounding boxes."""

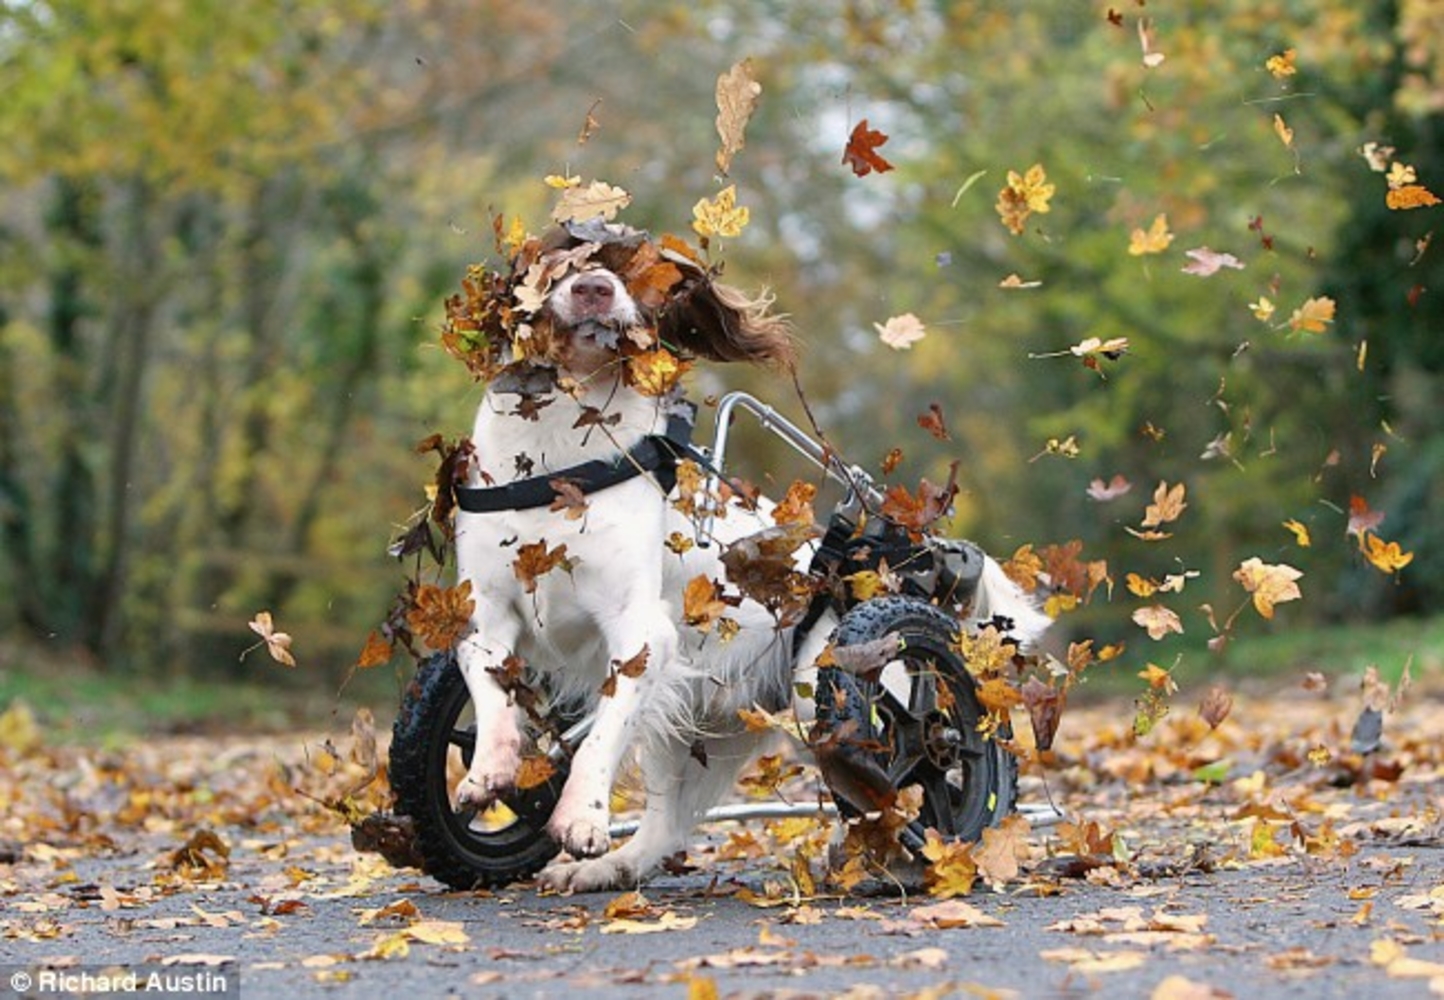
[
  {"left": 842, "top": 118, "right": 895, "bottom": 177},
  {"left": 515, "top": 755, "right": 558, "bottom": 791},
  {"left": 355, "top": 629, "right": 393, "bottom": 670},
  {"left": 1021, "top": 676, "right": 1066, "bottom": 751},
  {"left": 714, "top": 59, "right": 762, "bottom": 175},
  {"left": 512, "top": 541, "right": 571, "bottom": 595},
  {"left": 917, "top": 402, "right": 951, "bottom": 441},
  {"left": 406, "top": 581, "right": 476, "bottom": 650},
  {"left": 1198, "top": 686, "right": 1234, "bottom": 729}
]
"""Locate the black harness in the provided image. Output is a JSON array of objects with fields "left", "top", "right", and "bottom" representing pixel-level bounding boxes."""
[{"left": 453, "top": 408, "right": 702, "bottom": 514}]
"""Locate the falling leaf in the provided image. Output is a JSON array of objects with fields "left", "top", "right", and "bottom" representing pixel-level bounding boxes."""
[
  {"left": 1133, "top": 605, "right": 1183, "bottom": 640},
  {"left": 248, "top": 611, "right": 297, "bottom": 667},
  {"left": 1137, "top": 16, "right": 1165, "bottom": 67},
  {"left": 842, "top": 118, "right": 894, "bottom": 177},
  {"left": 550, "top": 180, "right": 631, "bottom": 223},
  {"left": 1360, "top": 142, "right": 1395, "bottom": 171},
  {"left": 1360, "top": 533, "right": 1414, "bottom": 574},
  {"left": 1283, "top": 519, "right": 1312, "bottom": 547},
  {"left": 1087, "top": 474, "right": 1133, "bottom": 501},
  {"left": 1021, "top": 676, "right": 1065, "bottom": 751},
  {"left": 1272, "top": 113, "right": 1295, "bottom": 149},
  {"left": 714, "top": 59, "right": 761, "bottom": 175},
  {"left": 1141, "top": 480, "right": 1188, "bottom": 528},
  {"left": 1266, "top": 48, "right": 1298, "bottom": 78},
  {"left": 1385, "top": 184, "right": 1442, "bottom": 210},
  {"left": 1181, "top": 247, "right": 1245, "bottom": 277},
  {"left": 999, "top": 272, "right": 1043, "bottom": 289},
  {"left": 692, "top": 184, "right": 750, "bottom": 239},
  {"left": 996, "top": 163, "right": 1055, "bottom": 234},
  {"left": 875, "top": 313, "right": 927, "bottom": 350},
  {"left": 514, "top": 755, "right": 557, "bottom": 791},
  {"left": 1198, "top": 686, "right": 1234, "bottom": 729},
  {"left": 355, "top": 629, "right": 393, "bottom": 670},
  {"left": 1288, "top": 296, "right": 1336, "bottom": 334},
  {"left": 1347, "top": 495, "right": 1387, "bottom": 539},
  {"left": 771, "top": 481, "right": 817, "bottom": 526},
  {"left": 1233, "top": 557, "right": 1303, "bottom": 619},
  {"left": 917, "top": 402, "right": 951, "bottom": 440},
  {"left": 1128, "top": 214, "right": 1174, "bottom": 255}
]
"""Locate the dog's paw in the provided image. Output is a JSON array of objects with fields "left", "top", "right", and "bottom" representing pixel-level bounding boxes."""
[
  {"left": 547, "top": 815, "right": 611, "bottom": 859},
  {"left": 454, "top": 770, "right": 513, "bottom": 810},
  {"left": 537, "top": 855, "right": 636, "bottom": 894}
]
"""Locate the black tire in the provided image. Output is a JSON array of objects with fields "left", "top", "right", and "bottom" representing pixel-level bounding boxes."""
[
  {"left": 812, "top": 596, "right": 1017, "bottom": 850},
  {"left": 389, "top": 650, "right": 570, "bottom": 889}
]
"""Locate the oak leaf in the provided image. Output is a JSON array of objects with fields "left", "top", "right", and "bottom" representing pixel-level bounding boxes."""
[
  {"left": 550, "top": 180, "right": 631, "bottom": 223},
  {"left": 714, "top": 60, "right": 761, "bottom": 175},
  {"left": 1141, "top": 480, "right": 1188, "bottom": 528}
]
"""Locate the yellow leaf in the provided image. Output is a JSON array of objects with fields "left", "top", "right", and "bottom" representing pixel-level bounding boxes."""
[
  {"left": 1137, "top": 662, "right": 1177, "bottom": 692},
  {"left": 1360, "top": 533, "right": 1414, "bottom": 574},
  {"left": 1128, "top": 214, "right": 1173, "bottom": 256},
  {"left": 1250, "top": 296, "right": 1276, "bottom": 321},
  {"left": 1273, "top": 113, "right": 1294, "bottom": 148},
  {"left": 1288, "top": 296, "right": 1336, "bottom": 334},
  {"left": 1232, "top": 557, "right": 1303, "bottom": 619},
  {"left": 995, "top": 163, "right": 1054, "bottom": 235},
  {"left": 627, "top": 347, "right": 690, "bottom": 397},
  {"left": 1283, "top": 519, "right": 1312, "bottom": 547},
  {"left": 692, "top": 184, "right": 750, "bottom": 238},
  {"left": 543, "top": 173, "right": 580, "bottom": 189},
  {"left": 600, "top": 911, "right": 698, "bottom": 935},
  {"left": 1141, "top": 480, "right": 1188, "bottom": 528},
  {"left": 405, "top": 919, "right": 470, "bottom": 946},
  {"left": 0, "top": 698, "right": 41, "bottom": 753},
  {"left": 1265, "top": 48, "right": 1298, "bottom": 78}
]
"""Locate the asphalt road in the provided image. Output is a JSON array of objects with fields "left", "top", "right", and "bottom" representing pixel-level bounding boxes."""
[{"left": 5, "top": 832, "right": 1441, "bottom": 1000}]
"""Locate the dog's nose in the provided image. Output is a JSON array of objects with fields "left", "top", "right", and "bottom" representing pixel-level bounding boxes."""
[{"left": 569, "top": 273, "right": 615, "bottom": 308}]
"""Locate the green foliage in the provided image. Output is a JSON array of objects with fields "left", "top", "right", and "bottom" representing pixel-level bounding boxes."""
[{"left": 0, "top": 0, "right": 1438, "bottom": 687}]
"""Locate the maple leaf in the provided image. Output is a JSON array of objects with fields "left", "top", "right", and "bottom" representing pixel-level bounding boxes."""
[
  {"left": 550, "top": 180, "right": 631, "bottom": 223},
  {"left": 1287, "top": 295, "right": 1336, "bottom": 333},
  {"left": 627, "top": 347, "right": 691, "bottom": 397},
  {"left": 1132, "top": 605, "right": 1183, "bottom": 640},
  {"left": 955, "top": 624, "right": 1019, "bottom": 678},
  {"left": 1233, "top": 557, "right": 1303, "bottom": 619},
  {"left": 920, "top": 827, "right": 978, "bottom": 899},
  {"left": 248, "top": 611, "right": 296, "bottom": 667},
  {"left": 1002, "top": 544, "right": 1044, "bottom": 593},
  {"left": 511, "top": 541, "right": 571, "bottom": 595},
  {"left": 880, "top": 466, "right": 958, "bottom": 535},
  {"left": 691, "top": 184, "right": 750, "bottom": 239},
  {"left": 1141, "top": 480, "right": 1188, "bottom": 528},
  {"left": 996, "top": 163, "right": 1054, "bottom": 235},
  {"left": 874, "top": 312, "right": 927, "bottom": 350},
  {"left": 1086, "top": 474, "right": 1132, "bottom": 502},
  {"left": 1360, "top": 533, "right": 1414, "bottom": 574},
  {"left": 406, "top": 581, "right": 475, "bottom": 650},
  {"left": 1128, "top": 213, "right": 1173, "bottom": 255},
  {"left": 714, "top": 59, "right": 761, "bottom": 175},
  {"left": 972, "top": 813, "right": 1032, "bottom": 889},
  {"left": 771, "top": 480, "right": 817, "bottom": 526},
  {"left": 1266, "top": 48, "right": 1298, "bottom": 78},
  {"left": 1181, "top": 247, "right": 1245, "bottom": 276},
  {"left": 682, "top": 574, "right": 734, "bottom": 633},
  {"left": 514, "top": 755, "right": 557, "bottom": 791},
  {"left": 1137, "top": 661, "right": 1178, "bottom": 693},
  {"left": 548, "top": 478, "right": 589, "bottom": 520},
  {"left": 842, "top": 118, "right": 894, "bottom": 177},
  {"left": 737, "top": 753, "right": 805, "bottom": 798}
]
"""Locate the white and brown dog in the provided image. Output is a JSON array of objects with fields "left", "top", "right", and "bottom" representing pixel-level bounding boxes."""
[{"left": 450, "top": 231, "right": 1045, "bottom": 891}]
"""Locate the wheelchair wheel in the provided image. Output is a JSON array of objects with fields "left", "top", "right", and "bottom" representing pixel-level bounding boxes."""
[
  {"left": 389, "top": 650, "right": 573, "bottom": 889},
  {"left": 811, "top": 596, "right": 1017, "bottom": 849}
]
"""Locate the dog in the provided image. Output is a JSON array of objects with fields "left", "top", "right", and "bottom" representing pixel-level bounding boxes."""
[{"left": 450, "top": 225, "right": 1048, "bottom": 892}]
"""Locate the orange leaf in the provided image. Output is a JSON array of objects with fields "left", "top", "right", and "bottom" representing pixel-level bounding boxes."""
[
  {"left": 355, "top": 630, "right": 393, "bottom": 670},
  {"left": 771, "top": 481, "right": 817, "bottom": 527},
  {"left": 1385, "top": 184, "right": 1442, "bottom": 210},
  {"left": 1232, "top": 557, "right": 1303, "bottom": 619},
  {"left": 1360, "top": 533, "right": 1414, "bottom": 574},
  {"left": 511, "top": 542, "right": 571, "bottom": 595},
  {"left": 1288, "top": 296, "right": 1336, "bottom": 334}
]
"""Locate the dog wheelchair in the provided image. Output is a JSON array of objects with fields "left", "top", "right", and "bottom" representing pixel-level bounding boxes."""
[{"left": 388, "top": 391, "right": 1036, "bottom": 890}]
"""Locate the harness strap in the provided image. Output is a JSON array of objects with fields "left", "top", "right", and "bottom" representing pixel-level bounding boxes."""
[{"left": 454, "top": 407, "right": 699, "bottom": 514}]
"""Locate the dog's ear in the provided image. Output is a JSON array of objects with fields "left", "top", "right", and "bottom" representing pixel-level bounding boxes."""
[{"left": 657, "top": 273, "right": 794, "bottom": 367}]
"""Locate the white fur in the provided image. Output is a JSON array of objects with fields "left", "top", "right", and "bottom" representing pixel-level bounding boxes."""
[{"left": 453, "top": 272, "right": 1046, "bottom": 892}]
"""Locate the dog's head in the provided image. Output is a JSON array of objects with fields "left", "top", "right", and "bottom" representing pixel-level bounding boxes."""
[{"left": 517, "top": 223, "right": 794, "bottom": 385}]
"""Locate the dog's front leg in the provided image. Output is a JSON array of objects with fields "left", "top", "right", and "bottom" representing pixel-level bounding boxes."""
[
  {"left": 453, "top": 623, "right": 525, "bottom": 810},
  {"left": 544, "top": 605, "right": 674, "bottom": 860}
]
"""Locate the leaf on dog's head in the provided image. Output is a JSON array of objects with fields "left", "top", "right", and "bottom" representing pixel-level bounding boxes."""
[
  {"left": 715, "top": 59, "right": 762, "bottom": 176},
  {"left": 550, "top": 180, "right": 631, "bottom": 224},
  {"left": 842, "top": 119, "right": 894, "bottom": 177}
]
